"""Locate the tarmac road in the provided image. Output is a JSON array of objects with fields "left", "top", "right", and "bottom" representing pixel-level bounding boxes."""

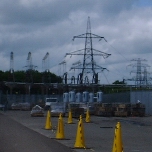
[
  {"left": 0, "top": 113, "right": 75, "bottom": 152},
  {"left": 1, "top": 111, "right": 152, "bottom": 152}
]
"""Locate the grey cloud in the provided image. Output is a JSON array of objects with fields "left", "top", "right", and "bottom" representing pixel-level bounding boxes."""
[
  {"left": 0, "top": 0, "right": 138, "bottom": 25},
  {"left": 0, "top": 0, "right": 152, "bottom": 83},
  {"left": 0, "top": 0, "right": 94, "bottom": 25}
]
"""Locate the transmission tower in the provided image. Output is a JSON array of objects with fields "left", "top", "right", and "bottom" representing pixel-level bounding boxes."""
[
  {"left": 25, "top": 52, "right": 37, "bottom": 70},
  {"left": 66, "top": 17, "right": 111, "bottom": 84},
  {"left": 128, "top": 58, "right": 151, "bottom": 86},
  {"left": 8, "top": 52, "right": 15, "bottom": 82},
  {"left": 70, "top": 60, "right": 81, "bottom": 73},
  {"left": 42, "top": 52, "right": 51, "bottom": 83},
  {"left": 25, "top": 52, "right": 37, "bottom": 83},
  {"left": 143, "top": 67, "right": 149, "bottom": 85},
  {"left": 42, "top": 52, "right": 49, "bottom": 72},
  {"left": 59, "top": 60, "right": 66, "bottom": 76}
]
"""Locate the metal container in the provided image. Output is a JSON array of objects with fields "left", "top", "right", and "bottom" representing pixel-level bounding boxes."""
[
  {"left": 63, "top": 92, "right": 69, "bottom": 103},
  {"left": 76, "top": 92, "right": 82, "bottom": 102},
  {"left": 97, "top": 91, "right": 103, "bottom": 102},
  {"left": 83, "top": 91, "right": 89, "bottom": 103},
  {"left": 89, "top": 92, "right": 94, "bottom": 102},
  {"left": 69, "top": 91, "right": 75, "bottom": 102}
]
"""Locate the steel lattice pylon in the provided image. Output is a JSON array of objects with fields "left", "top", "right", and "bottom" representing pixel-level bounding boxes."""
[
  {"left": 42, "top": 52, "right": 51, "bottom": 83},
  {"left": 66, "top": 17, "right": 111, "bottom": 84},
  {"left": 8, "top": 52, "right": 15, "bottom": 82},
  {"left": 128, "top": 58, "right": 151, "bottom": 86},
  {"left": 42, "top": 52, "right": 50, "bottom": 72}
]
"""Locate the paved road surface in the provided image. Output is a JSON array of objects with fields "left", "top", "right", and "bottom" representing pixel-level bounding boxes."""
[
  {"left": 0, "top": 113, "right": 75, "bottom": 152},
  {"left": 1, "top": 111, "right": 152, "bottom": 152}
]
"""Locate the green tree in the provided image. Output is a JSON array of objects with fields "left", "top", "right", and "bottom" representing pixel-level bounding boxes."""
[
  {"left": 112, "top": 79, "right": 126, "bottom": 85},
  {"left": 0, "top": 70, "right": 62, "bottom": 83},
  {"left": 14, "top": 71, "right": 26, "bottom": 82}
]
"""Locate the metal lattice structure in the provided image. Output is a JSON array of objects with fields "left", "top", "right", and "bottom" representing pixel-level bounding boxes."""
[
  {"left": 42, "top": 52, "right": 49, "bottom": 72},
  {"left": 25, "top": 52, "right": 37, "bottom": 83},
  {"left": 25, "top": 52, "right": 37, "bottom": 70},
  {"left": 128, "top": 58, "right": 151, "bottom": 86},
  {"left": 66, "top": 17, "right": 111, "bottom": 84},
  {"left": 42, "top": 52, "right": 51, "bottom": 83},
  {"left": 59, "top": 61, "right": 66, "bottom": 77},
  {"left": 8, "top": 52, "right": 15, "bottom": 82}
]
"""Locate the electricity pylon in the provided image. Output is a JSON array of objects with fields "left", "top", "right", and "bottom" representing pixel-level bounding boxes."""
[
  {"left": 128, "top": 58, "right": 151, "bottom": 86},
  {"left": 59, "top": 60, "right": 66, "bottom": 77},
  {"left": 42, "top": 52, "right": 50, "bottom": 72},
  {"left": 66, "top": 17, "right": 111, "bottom": 84},
  {"left": 42, "top": 52, "right": 51, "bottom": 83},
  {"left": 8, "top": 52, "right": 15, "bottom": 82},
  {"left": 25, "top": 52, "right": 37, "bottom": 83}
]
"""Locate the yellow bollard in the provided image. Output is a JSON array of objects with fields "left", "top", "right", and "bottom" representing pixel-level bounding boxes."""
[
  {"left": 74, "top": 115, "right": 86, "bottom": 148},
  {"left": 85, "top": 109, "right": 90, "bottom": 123},
  {"left": 45, "top": 110, "right": 52, "bottom": 130},
  {"left": 56, "top": 113, "right": 65, "bottom": 139},
  {"left": 112, "top": 122, "right": 123, "bottom": 152},
  {"left": 68, "top": 109, "right": 73, "bottom": 124}
]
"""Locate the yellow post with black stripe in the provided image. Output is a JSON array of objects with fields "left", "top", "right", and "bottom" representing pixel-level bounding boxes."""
[
  {"left": 56, "top": 113, "right": 65, "bottom": 139},
  {"left": 85, "top": 109, "right": 90, "bottom": 123},
  {"left": 68, "top": 109, "right": 73, "bottom": 124},
  {"left": 45, "top": 110, "right": 52, "bottom": 130},
  {"left": 112, "top": 122, "right": 123, "bottom": 152},
  {"left": 74, "top": 115, "right": 85, "bottom": 148}
]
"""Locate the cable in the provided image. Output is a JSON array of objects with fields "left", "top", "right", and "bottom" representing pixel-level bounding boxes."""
[
  {"left": 101, "top": 39, "right": 131, "bottom": 81},
  {"left": 105, "top": 40, "right": 130, "bottom": 62},
  {"left": 102, "top": 71, "right": 110, "bottom": 84}
]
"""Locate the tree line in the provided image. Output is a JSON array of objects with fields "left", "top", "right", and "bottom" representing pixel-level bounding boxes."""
[{"left": 0, "top": 70, "right": 62, "bottom": 83}]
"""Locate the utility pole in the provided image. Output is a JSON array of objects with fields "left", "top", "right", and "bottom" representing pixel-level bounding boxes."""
[{"left": 66, "top": 17, "right": 111, "bottom": 84}]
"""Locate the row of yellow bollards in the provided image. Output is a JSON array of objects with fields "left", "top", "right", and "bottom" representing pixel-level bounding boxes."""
[{"left": 45, "top": 109, "right": 123, "bottom": 152}]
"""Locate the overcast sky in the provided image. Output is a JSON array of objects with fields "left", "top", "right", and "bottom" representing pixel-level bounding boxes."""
[{"left": 1, "top": 0, "right": 152, "bottom": 84}]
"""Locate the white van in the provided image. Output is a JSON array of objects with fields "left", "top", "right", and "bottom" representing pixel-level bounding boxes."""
[{"left": 45, "top": 98, "right": 58, "bottom": 110}]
